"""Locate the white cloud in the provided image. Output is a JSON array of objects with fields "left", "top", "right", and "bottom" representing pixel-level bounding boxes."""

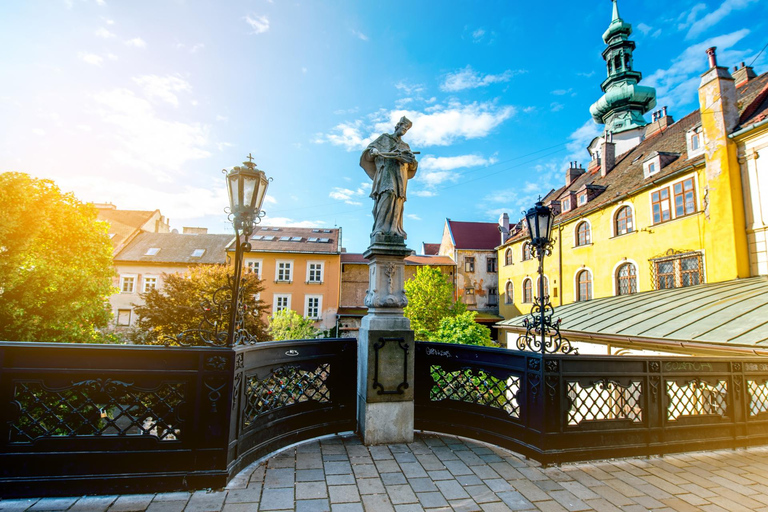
[
  {"left": 104, "top": 18, "right": 114, "bottom": 25},
  {"left": 566, "top": 119, "right": 602, "bottom": 159},
  {"left": 523, "top": 106, "right": 536, "bottom": 113},
  {"left": 329, "top": 184, "right": 368, "bottom": 205},
  {"left": 645, "top": 29, "right": 751, "bottom": 109},
  {"left": 216, "top": 115, "right": 229, "bottom": 122},
  {"left": 124, "top": 37, "right": 147, "bottom": 48},
  {"left": 245, "top": 14, "right": 270, "bottom": 34},
  {"left": 93, "top": 88, "right": 211, "bottom": 178},
  {"left": 190, "top": 43, "right": 204, "bottom": 53},
  {"left": 316, "top": 101, "right": 515, "bottom": 150},
  {"left": 406, "top": 214, "right": 421, "bottom": 221},
  {"left": 133, "top": 74, "right": 192, "bottom": 107},
  {"left": 79, "top": 52, "right": 103, "bottom": 66},
  {"left": 107, "top": 53, "right": 118, "bottom": 61},
  {"left": 420, "top": 154, "right": 497, "bottom": 171},
  {"left": 95, "top": 27, "right": 115, "bottom": 38},
  {"left": 441, "top": 66, "right": 524, "bottom": 92},
  {"left": 412, "top": 190, "right": 435, "bottom": 197},
  {"left": 577, "top": 71, "right": 595, "bottom": 78},
  {"left": 261, "top": 217, "right": 325, "bottom": 228},
  {"left": 685, "top": 0, "right": 758, "bottom": 40},
  {"left": 419, "top": 170, "right": 460, "bottom": 187},
  {"left": 216, "top": 142, "right": 234, "bottom": 151},
  {"left": 395, "top": 81, "right": 425, "bottom": 95},
  {"left": 550, "top": 102, "right": 564, "bottom": 112},
  {"left": 551, "top": 88, "right": 572, "bottom": 96},
  {"left": 351, "top": 29, "right": 368, "bottom": 41},
  {"left": 264, "top": 195, "right": 277, "bottom": 204}
]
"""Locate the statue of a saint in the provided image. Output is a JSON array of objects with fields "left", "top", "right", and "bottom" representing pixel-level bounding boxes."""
[{"left": 360, "top": 117, "right": 418, "bottom": 240}]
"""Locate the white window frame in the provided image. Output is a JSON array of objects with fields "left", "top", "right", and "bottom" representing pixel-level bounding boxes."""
[
  {"left": 573, "top": 267, "right": 595, "bottom": 302},
  {"left": 643, "top": 154, "right": 662, "bottom": 178},
  {"left": 521, "top": 277, "right": 533, "bottom": 304},
  {"left": 119, "top": 274, "right": 137, "bottom": 294},
  {"left": 573, "top": 219, "right": 592, "bottom": 247},
  {"left": 610, "top": 203, "right": 636, "bottom": 238},
  {"left": 306, "top": 261, "right": 324, "bottom": 284},
  {"left": 273, "top": 293, "right": 291, "bottom": 312},
  {"left": 245, "top": 259, "right": 263, "bottom": 279},
  {"left": 305, "top": 294, "right": 323, "bottom": 320},
  {"left": 142, "top": 275, "right": 159, "bottom": 293},
  {"left": 612, "top": 259, "right": 640, "bottom": 296},
  {"left": 535, "top": 275, "right": 550, "bottom": 299},
  {"left": 687, "top": 126, "right": 705, "bottom": 159},
  {"left": 276, "top": 260, "right": 293, "bottom": 283},
  {"left": 116, "top": 309, "right": 132, "bottom": 326},
  {"left": 504, "top": 281, "right": 514, "bottom": 304}
]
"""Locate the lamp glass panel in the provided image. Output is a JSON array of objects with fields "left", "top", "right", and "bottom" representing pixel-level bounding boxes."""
[
  {"left": 536, "top": 212, "right": 552, "bottom": 241},
  {"left": 242, "top": 174, "right": 257, "bottom": 210},
  {"left": 227, "top": 173, "right": 240, "bottom": 211},
  {"left": 254, "top": 173, "right": 269, "bottom": 211},
  {"left": 525, "top": 211, "right": 536, "bottom": 240}
]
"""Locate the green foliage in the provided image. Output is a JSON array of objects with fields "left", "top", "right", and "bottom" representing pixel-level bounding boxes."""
[
  {"left": 404, "top": 266, "right": 465, "bottom": 341},
  {"left": 131, "top": 264, "right": 269, "bottom": 344},
  {"left": 432, "top": 311, "right": 494, "bottom": 347},
  {"left": 269, "top": 309, "right": 319, "bottom": 341},
  {"left": 0, "top": 172, "right": 116, "bottom": 343}
]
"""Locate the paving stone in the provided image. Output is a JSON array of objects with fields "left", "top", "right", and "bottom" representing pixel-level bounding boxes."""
[
  {"left": 533, "top": 480, "right": 564, "bottom": 492},
  {"left": 510, "top": 480, "right": 550, "bottom": 502},
  {"left": 457, "top": 475, "right": 484, "bottom": 487},
  {"left": 324, "top": 453, "right": 351, "bottom": 462},
  {"left": 415, "top": 454, "right": 445, "bottom": 471},
  {"left": 224, "top": 489, "right": 260, "bottom": 504},
  {"left": 435, "top": 480, "right": 470, "bottom": 500},
  {"left": 464, "top": 485, "right": 498, "bottom": 504},
  {"left": 330, "top": 502, "right": 364, "bottom": 512},
  {"left": 370, "top": 446, "right": 394, "bottom": 460},
  {"left": 495, "top": 491, "right": 535, "bottom": 511},
  {"left": 393, "top": 505, "right": 424, "bottom": 512},
  {"left": 376, "top": 460, "right": 402, "bottom": 474},
  {"left": 29, "top": 497, "right": 79, "bottom": 511},
  {"left": 324, "top": 461, "right": 353, "bottom": 475},
  {"left": 485, "top": 479, "right": 514, "bottom": 493},
  {"left": 260, "top": 488, "right": 294, "bottom": 511},
  {"left": 329, "top": 485, "right": 360, "bottom": 504},
  {"left": 0, "top": 499, "right": 38, "bottom": 512},
  {"left": 358, "top": 477, "right": 386, "bottom": 495},
  {"left": 328, "top": 474, "right": 357, "bottom": 485},
  {"left": 444, "top": 460, "right": 473, "bottom": 476},
  {"left": 69, "top": 496, "right": 118, "bottom": 512},
  {"left": 400, "top": 462, "right": 428, "bottom": 478},
  {"left": 387, "top": 484, "right": 419, "bottom": 505},
  {"left": 581, "top": 498, "right": 623, "bottom": 512},
  {"left": 427, "top": 470, "right": 454, "bottom": 481},
  {"left": 478, "top": 503, "right": 517, "bottom": 512},
  {"left": 394, "top": 452, "right": 418, "bottom": 464},
  {"left": 108, "top": 494, "right": 155, "bottom": 512},
  {"left": 381, "top": 472, "right": 408, "bottom": 485},
  {"left": 296, "top": 499, "right": 330, "bottom": 512},
  {"left": 296, "top": 468, "right": 326, "bottom": 482},
  {"left": 352, "top": 464, "right": 379, "bottom": 478},
  {"left": 145, "top": 501, "right": 187, "bottom": 512},
  {"left": 408, "top": 478, "right": 438, "bottom": 493},
  {"left": 547, "top": 489, "right": 590, "bottom": 511},
  {"left": 362, "top": 494, "right": 395, "bottom": 512},
  {"left": 531, "top": 500, "right": 568, "bottom": 512},
  {"left": 265, "top": 468, "right": 295, "bottom": 488},
  {"left": 296, "top": 481, "right": 328, "bottom": 500},
  {"left": 222, "top": 505, "right": 261, "bottom": 512},
  {"left": 448, "top": 499, "right": 483, "bottom": 512},
  {"left": 185, "top": 491, "right": 227, "bottom": 512},
  {"left": 153, "top": 493, "right": 191, "bottom": 502},
  {"left": 488, "top": 462, "right": 526, "bottom": 480},
  {"left": 415, "top": 491, "right": 448, "bottom": 509}
]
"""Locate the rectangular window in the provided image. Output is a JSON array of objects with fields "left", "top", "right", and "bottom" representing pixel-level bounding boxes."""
[
  {"left": 117, "top": 309, "right": 132, "bottom": 326},
  {"left": 120, "top": 275, "right": 136, "bottom": 293},
  {"left": 652, "top": 252, "right": 704, "bottom": 290},
  {"left": 246, "top": 260, "right": 262, "bottom": 278},
  {"left": 305, "top": 295, "right": 322, "bottom": 320},
  {"left": 274, "top": 294, "right": 291, "bottom": 312},
  {"left": 464, "top": 257, "right": 475, "bottom": 273},
  {"left": 277, "top": 261, "right": 293, "bottom": 282},
  {"left": 143, "top": 277, "right": 157, "bottom": 293},
  {"left": 651, "top": 188, "right": 671, "bottom": 224},
  {"left": 307, "top": 262, "right": 324, "bottom": 283},
  {"left": 562, "top": 198, "right": 571, "bottom": 212},
  {"left": 488, "top": 287, "right": 498, "bottom": 306},
  {"left": 673, "top": 178, "right": 696, "bottom": 218},
  {"left": 578, "top": 193, "right": 587, "bottom": 206},
  {"left": 487, "top": 257, "right": 497, "bottom": 273}
]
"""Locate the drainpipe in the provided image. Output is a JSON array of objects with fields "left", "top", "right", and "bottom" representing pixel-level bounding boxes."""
[{"left": 558, "top": 225, "right": 563, "bottom": 306}]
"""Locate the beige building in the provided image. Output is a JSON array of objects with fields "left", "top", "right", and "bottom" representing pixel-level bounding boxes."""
[{"left": 95, "top": 204, "right": 170, "bottom": 255}]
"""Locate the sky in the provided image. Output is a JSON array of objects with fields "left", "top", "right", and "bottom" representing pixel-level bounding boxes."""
[{"left": 1, "top": 0, "right": 767, "bottom": 254}]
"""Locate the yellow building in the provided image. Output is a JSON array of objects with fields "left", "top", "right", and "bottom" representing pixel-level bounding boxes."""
[
  {"left": 498, "top": 43, "right": 766, "bottom": 319},
  {"left": 238, "top": 226, "right": 342, "bottom": 331}
]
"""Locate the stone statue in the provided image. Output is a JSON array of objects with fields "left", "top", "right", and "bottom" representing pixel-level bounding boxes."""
[{"left": 360, "top": 116, "right": 418, "bottom": 240}]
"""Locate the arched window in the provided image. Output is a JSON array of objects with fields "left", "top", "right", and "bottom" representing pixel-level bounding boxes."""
[
  {"left": 624, "top": 53, "right": 630, "bottom": 69},
  {"left": 614, "top": 55, "right": 622, "bottom": 71},
  {"left": 536, "top": 276, "right": 549, "bottom": 299},
  {"left": 615, "top": 206, "right": 634, "bottom": 236},
  {"left": 522, "top": 242, "right": 532, "bottom": 261},
  {"left": 616, "top": 263, "right": 638, "bottom": 295},
  {"left": 505, "top": 248, "right": 513, "bottom": 266},
  {"left": 522, "top": 278, "right": 533, "bottom": 303},
  {"left": 577, "top": 270, "right": 592, "bottom": 302},
  {"left": 505, "top": 281, "right": 513, "bottom": 304},
  {"left": 576, "top": 221, "right": 591, "bottom": 246}
]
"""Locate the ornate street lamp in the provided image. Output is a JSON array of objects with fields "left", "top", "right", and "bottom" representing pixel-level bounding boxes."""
[
  {"left": 160, "top": 154, "right": 270, "bottom": 348},
  {"left": 517, "top": 200, "right": 577, "bottom": 355},
  {"left": 224, "top": 155, "right": 271, "bottom": 346}
]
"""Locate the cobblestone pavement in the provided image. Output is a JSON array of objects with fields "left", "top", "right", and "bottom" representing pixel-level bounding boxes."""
[{"left": 4, "top": 432, "right": 768, "bottom": 511}]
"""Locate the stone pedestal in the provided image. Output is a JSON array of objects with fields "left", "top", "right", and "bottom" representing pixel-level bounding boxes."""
[{"left": 357, "top": 235, "right": 415, "bottom": 445}]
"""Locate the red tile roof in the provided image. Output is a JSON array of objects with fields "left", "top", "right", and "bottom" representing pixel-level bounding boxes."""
[
  {"left": 447, "top": 220, "right": 504, "bottom": 250},
  {"left": 422, "top": 243, "right": 440, "bottom": 255}
]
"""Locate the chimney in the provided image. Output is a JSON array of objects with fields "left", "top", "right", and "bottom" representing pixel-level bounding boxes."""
[
  {"left": 600, "top": 133, "right": 616, "bottom": 177},
  {"left": 645, "top": 107, "right": 675, "bottom": 137},
  {"left": 566, "top": 161, "right": 586, "bottom": 187},
  {"left": 706, "top": 47, "right": 718, "bottom": 69},
  {"left": 498, "top": 212, "right": 510, "bottom": 244},
  {"left": 732, "top": 61, "right": 758, "bottom": 88},
  {"left": 699, "top": 47, "right": 739, "bottom": 133}
]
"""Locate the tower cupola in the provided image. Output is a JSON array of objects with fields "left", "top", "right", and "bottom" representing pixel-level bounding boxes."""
[{"left": 589, "top": 0, "right": 656, "bottom": 134}]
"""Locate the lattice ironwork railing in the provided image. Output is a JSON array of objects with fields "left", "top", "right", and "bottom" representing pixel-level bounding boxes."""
[
  {"left": 10, "top": 378, "right": 185, "bottom": 443},
  {"left": 242, "top": 364, "right": 331, "bottom": 427},
  {"left": 748, "top": 380, "right": 768, "bottom": 417},
  {"left": 429, "top": 365, "right": 520, "bottom": 418},
  {"left": 567, "top": 380, "right": 642, "bottom": 425},
  {"left": 667, "top": 380, "right": 727, "bottom": 420}
]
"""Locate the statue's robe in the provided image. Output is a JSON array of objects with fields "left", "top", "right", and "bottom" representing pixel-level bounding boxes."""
[{"left": 360, "top": 133, "right": 418, "bottom": 238}]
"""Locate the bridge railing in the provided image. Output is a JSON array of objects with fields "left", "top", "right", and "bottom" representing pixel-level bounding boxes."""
[
  {"left": 0, "top": 339, "right": 356, "bottom": 498},
  {"left": 414, "top": 341, "right": 768, "bottom": 464}
]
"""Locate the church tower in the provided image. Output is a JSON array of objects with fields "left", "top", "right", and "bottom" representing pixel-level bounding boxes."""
[{"left": 589, "top": 0, "right": 656, "bottom": 135}]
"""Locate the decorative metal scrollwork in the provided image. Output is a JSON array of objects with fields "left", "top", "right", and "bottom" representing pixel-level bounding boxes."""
[
  {"left": 666, "top": 379, "right": 727, "bottom": 421},
  {"left": 10, "top": 378, "right": 185, "bottom": 443},
  {"left": 429, "top": 365, "right": 520, "bottom": 418},
  {"left": 205, "top": 356, "right": 228, "bottom": 371},
  {"left": 567, "top": 379, "right": 643, "bottom": 425}
]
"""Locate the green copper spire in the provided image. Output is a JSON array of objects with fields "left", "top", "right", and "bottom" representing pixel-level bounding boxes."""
[{"left": 590, "top": 0, "right": 656, "bottom": 134}]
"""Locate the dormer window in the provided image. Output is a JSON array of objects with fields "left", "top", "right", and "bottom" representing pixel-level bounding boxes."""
[
  {"left": 643, "top": 154, "right": 661, "bottom": 178},
  {"left": 562, "top": 197, "right": 571, "bottom": 212},
  {"left": 578, "top": 193, "right": 587, "bottom": 206},
  {"left": 687, "top": 126, "right": 704, "bottom": 159}
]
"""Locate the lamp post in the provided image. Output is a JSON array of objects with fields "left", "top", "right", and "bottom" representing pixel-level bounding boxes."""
[
  {"left": 224, "top": 154, "right": 271, "bottom": 347},
  {"left": 516, "top": 200, "right": 577, "bottom": 355}
]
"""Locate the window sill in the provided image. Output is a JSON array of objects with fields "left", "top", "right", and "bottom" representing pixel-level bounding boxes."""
[
  {"left": 274, "top": 280, "right": 293, "bottom": 284},
  {"left": 652, "top": 210, "right": 701, "bottom": 227},
  {"left": 610, "top": 230, "right": 637, "bottom": 240},
  {"left": 306, "top": 281, "right": 324, "bottom": 285},
  {"left": 572, "top": 242, "right": 593, "bottom": 249}
]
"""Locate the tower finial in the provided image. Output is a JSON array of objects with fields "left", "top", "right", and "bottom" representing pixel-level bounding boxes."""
[{"left": 611, "top": 0, "right": 620, "bottom": 21}]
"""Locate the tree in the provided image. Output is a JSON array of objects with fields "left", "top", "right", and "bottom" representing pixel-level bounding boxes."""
[
  {"left": 131, "top": 264, "right": 269, "bottom": 344},
  {"left": 404, "top": 266, "right": 465, "bottom": 341},
  {"left": 0, "top": 172, "right": 116, "bottom": 343},
  {"left": 432, "top": 311, "right": 494, "bottom": 347},
  {"left": 269, "top": 309, "right": 319, "bottom": 341}
]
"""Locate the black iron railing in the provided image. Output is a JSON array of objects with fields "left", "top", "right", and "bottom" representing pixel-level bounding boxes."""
[
  {"left": 0, "top": 339, "right": 355, "bottom": 498},
  {"left": 415, "top": 342, "right": 768, "bottom": 464}
]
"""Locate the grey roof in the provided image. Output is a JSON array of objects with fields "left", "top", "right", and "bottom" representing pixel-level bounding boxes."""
[
  {"left": 237, "top": 226, "right": 341, "bottom": 254},
  {"left": 499, "top": 277, "right": 768, "bottom": 349},
  {"left": 115, "top": 232, "right": 234, "bottom": 265}
]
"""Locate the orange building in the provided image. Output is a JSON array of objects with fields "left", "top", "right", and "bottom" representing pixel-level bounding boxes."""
[{"left": 237, "top": 226, "right": 342, "bottom": 332}]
